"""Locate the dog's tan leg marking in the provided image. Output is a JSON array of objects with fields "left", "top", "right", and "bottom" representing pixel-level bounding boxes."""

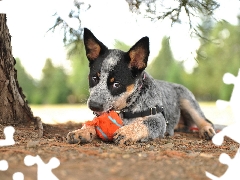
[
  {"left": 113, "top": 117, "right": 149, "bottom": 145},
  {"left": 180, "top": 99, "right": 216, "bottom": 139},
  {"left": 67, "top": 125, "right": 97, "bottom": 144}
]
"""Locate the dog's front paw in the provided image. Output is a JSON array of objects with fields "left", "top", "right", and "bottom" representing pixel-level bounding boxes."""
[
  {"left": 113, "top": 128, "right": 134, "bottom": 145},
  {"left": 199, "top": 125, "right": 216, "bottom": 140},
  {"left": 113, "top": 121, "right": 149, "bottom": 145},
  {"left": 66, "top": 126, "right": 97, "bottom": 144}
]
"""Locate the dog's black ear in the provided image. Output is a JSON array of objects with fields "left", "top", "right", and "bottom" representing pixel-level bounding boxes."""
[
  {"left": 84, "top": 28, "right": 108, "bottom": 61},
  {"left": 127, "top": 37, "right": 150, "bottom": 71}
]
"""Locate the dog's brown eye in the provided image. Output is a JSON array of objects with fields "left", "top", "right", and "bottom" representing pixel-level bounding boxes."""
[{"left": 113, "top": 82, "right": 120, "bottom": 88}]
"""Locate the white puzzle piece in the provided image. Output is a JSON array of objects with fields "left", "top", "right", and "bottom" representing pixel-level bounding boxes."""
[
  {"left": 12, "top": 172, "right": 24, "bottom": 180},
  {"left": 216, "top": 69, "right": 240, "bottom": 122},
  {"left": 0, "top": 126, "right": 15, "bottom": 146},
  {"left": 0, "top": 160, "right": 8, "bottom": 171},
  {"left": 24, "top": 155, "right": 60, "bottom": 180},
  {"left": 212, "top": 122, "right": 240, "bottom": 146}
]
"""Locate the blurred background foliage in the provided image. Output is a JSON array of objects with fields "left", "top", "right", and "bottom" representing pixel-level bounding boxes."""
[
  {"left": 15, "top": 19, "right": 240, "bottom": 104},
  {"left": 191, "top": 20, "right": 240, "bottom": 101}
]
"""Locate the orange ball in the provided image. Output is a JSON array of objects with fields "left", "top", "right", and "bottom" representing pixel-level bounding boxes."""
[{"left": 85, "top": 111, "right": 123, "bottom": 141}]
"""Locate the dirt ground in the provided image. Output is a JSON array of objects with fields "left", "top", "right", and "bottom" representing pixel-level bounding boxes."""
[{"left": 0, "top": 122, "right": 239, "bottom": 180}]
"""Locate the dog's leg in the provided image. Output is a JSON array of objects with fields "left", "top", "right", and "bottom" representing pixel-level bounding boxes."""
[
  {"left": 67, "top": 125, "right": 97, "bottom": 144},
  {"left": 113, "top": 115, "right": 166, "bottom": 145},
  {"left": 180, "top": 99, "right": 216, "bottom": 140},
  {"left": 165, "top": 107, "right": 181, "bottom": 137}
]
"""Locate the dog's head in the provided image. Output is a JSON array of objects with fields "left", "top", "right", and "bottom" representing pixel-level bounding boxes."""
[{"left": 83, "top": 28, "right": 150, "bottom": 114}]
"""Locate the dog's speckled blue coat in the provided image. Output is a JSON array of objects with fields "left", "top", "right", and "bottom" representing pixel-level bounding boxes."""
[{"left": 66, "top": 28, "right": 216, "bottom": 145}]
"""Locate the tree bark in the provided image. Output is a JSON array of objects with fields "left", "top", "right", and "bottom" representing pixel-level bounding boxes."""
[{"left": 0, "top": 14, "right": 43, "bottom": 137}]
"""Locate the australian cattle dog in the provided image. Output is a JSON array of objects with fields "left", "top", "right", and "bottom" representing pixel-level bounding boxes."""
[{"left": 67, "top": 28, "right": 216, "bottom": 145}]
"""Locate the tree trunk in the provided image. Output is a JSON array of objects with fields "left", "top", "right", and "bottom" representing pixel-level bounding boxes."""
[{"left": 0, "top": 14, "right": 43, "bottom": 137}]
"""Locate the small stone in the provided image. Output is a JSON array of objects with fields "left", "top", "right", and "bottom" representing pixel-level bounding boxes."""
[
  {"left": 27, "top": 140, "right": 39, "bottom": 148},
  {"left": 230, "top": 145, "right": 237, "bottom": 151},
  {"left": 48, "top": 139, "right": 55, "bottom": 142},
  {"left": 175, "top": 134, "right": 181, "bottom": 137},
  {"left": 162, "top": 143, "right": 174, "bottom": 149},
  {"left": 109, "top": 153, "right": 116, "bottom": 158},
  {"left": 181, "top": 139, "right": 190, "bottom": 144},
  {"left": 98, "top": 149, "right": 103, "bottom": 153},
  {"left": 111, "top": 147, "right": 122, "bottom": 153},
  {"left": 122, "top": 154, "right": 130, "bottom": 159},
  {"left": 187, "top": 152, "right": 200, "bottom": 157},
  {"left": 127, "top": 147, "right": 136, "bottom": 153},
  {"left": 149, "top": 145, "right": 155, "bottom": 151},
  {"left": 200, "top": 153, "right": 213, "bottom": 158},
  {"left": 116, "top": 161, "right": 123, "bottom": 166},
  {"left": 181, "top": 145, "right": 187, "bottom": 150},
  {"left": 138, "top": 152, "right": 147, "bottom": 158},
  {"left": 101, "top": 152, "right": 109, "bottom": 158}
]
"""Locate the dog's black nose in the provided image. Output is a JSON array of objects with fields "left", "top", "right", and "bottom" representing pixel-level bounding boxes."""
[{"left": 88, "top": 100, "right": 104, "bottom": 112}]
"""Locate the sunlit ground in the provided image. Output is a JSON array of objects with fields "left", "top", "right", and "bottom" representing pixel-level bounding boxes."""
[
  {"left": 199, "top": 102, "right": 235, "bottom": 125},
  {"left": 30, "top": 102, "right": 235, "bottom": 125},
  {"left": 30, "top": 104, "right": 95, "bottom": 124}
]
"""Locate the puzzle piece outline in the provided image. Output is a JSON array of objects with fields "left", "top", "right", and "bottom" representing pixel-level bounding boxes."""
[
  {"left": 206, "top": 148, "right": 240, "bottom": 180},
  {"left": 207, "top": 69, "right": 240, "bottom": 179},
  {"left": 0, "top": 126, "right": 60, "bottom": 180},
  {"left": 206, "top": 122, "right": 240, "bottom": 179},
  {"left": 1, "top": 155, "right": 60, "bottom": 180}
]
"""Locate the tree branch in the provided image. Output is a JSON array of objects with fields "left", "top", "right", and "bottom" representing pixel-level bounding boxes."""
[
  {"left": 126, "top": 0, "right": 220, "bottom": 32},
  {"left": 47, "top": 1, "right": 90, "bottom": 45}
]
